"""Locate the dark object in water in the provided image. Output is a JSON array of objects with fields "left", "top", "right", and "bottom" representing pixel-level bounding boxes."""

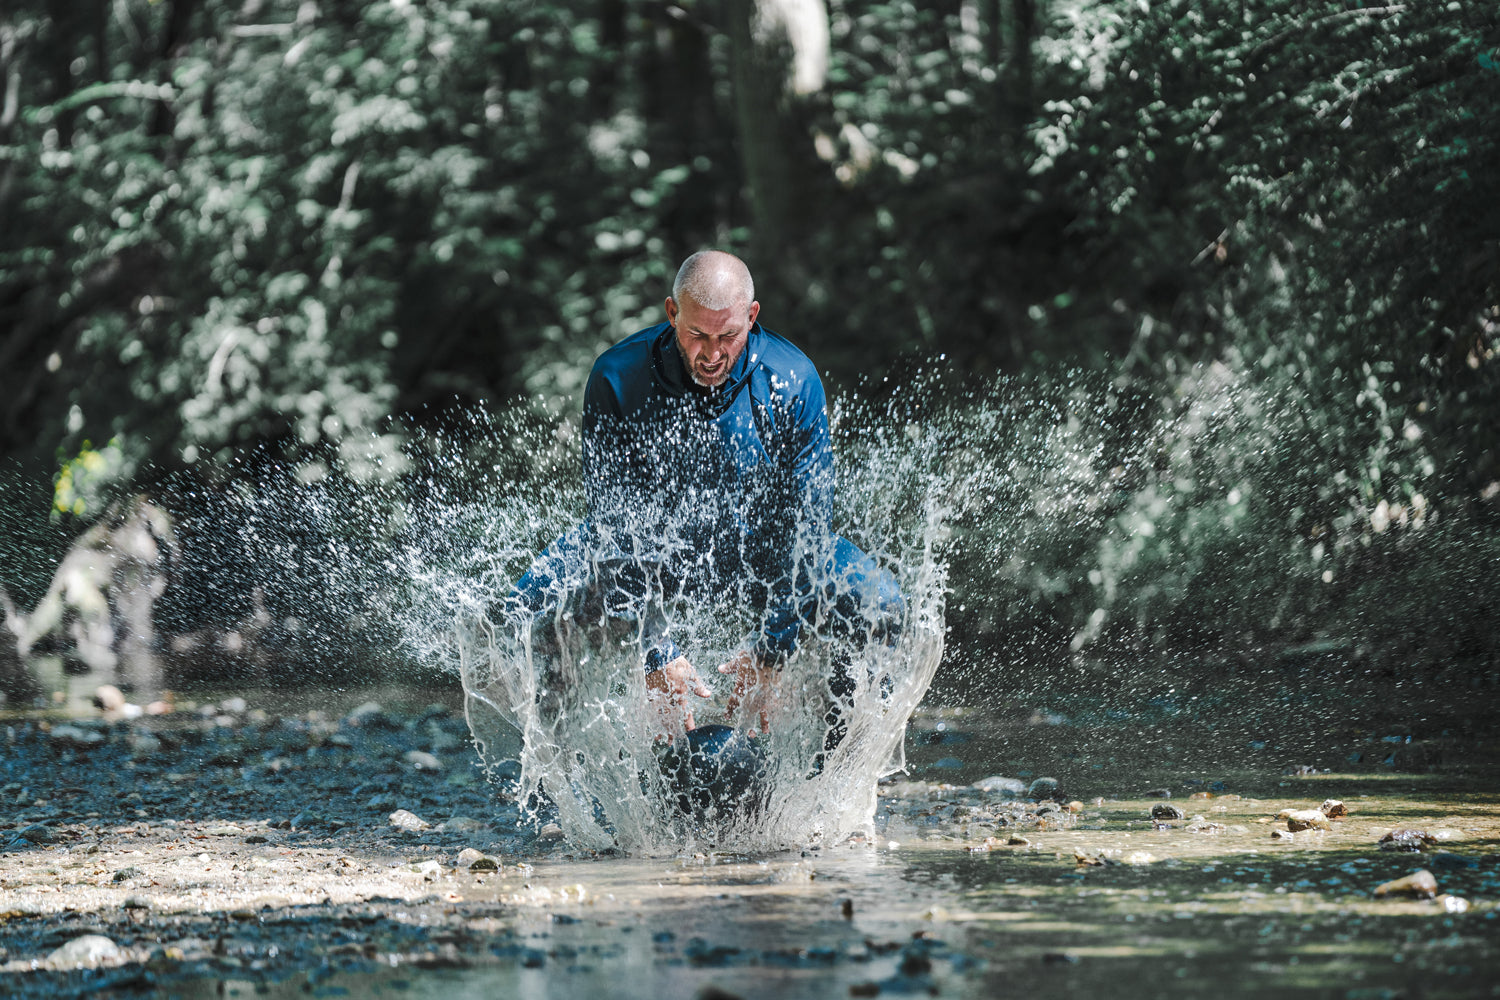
[{"left": 658, "top": 724, "right": 767, "bottom": 820}]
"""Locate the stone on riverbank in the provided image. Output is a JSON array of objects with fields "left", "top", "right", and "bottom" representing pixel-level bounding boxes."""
[{"left": 1373, "top": 869, "right": 1438, "bottom": 899}]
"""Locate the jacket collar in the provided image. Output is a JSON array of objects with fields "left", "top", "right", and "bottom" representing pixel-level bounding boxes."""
[{"left": 650, "top": 321, "right": 764, "bottom": 410}]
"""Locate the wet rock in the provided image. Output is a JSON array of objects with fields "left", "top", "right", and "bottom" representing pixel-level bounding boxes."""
[
  {"left": 973, "top": 776, "right": 1025, "bottom": 797},
  {"left": 1151, "top": 803, "right": 1186, "bottom": 821},
  {"left": 1379, "top": 828, "right": 1435, "bottom": 852},
  {"left": 389, "top": 809, "right": 432, "bottom": 833},
  {"left": 1437, "top": 894, "right": 1470, "bottom": 913},
  {"left": 841, "top": 899, "right": 855, "bottom": 919},
  {"left": 1320, "top": 799, "right": 1348, "bottom": 818},
  {"left": 49, "top": 724, "right": 105, "bottom": 749},
  {"left": 112, "top": 865, "right": 143, "bottom": 882},
  {"left": 17, "top": 823, "right": 53, "bottom": 844},
  {"left": 405, "top": 750, "right": 444, "bottom": 771},
  {"left": 203, "top": 824, "right": 245, "bottom": 837},
  {"left": 128, "top": 732, "right": 162, "bottom": 758},
  {"left": 1027, "top": 777, "right": 1060, "bottom": 800},
  {"left": 438, "top": 816, "right": 487, "bottom": 835},
  {"left": 538, "top": 823, "right": 565, "bottom": 842},
  {"left": 1271, "top": 829, "right": 1295, "bottom": 842},
  {"left": 455, "top": 847, "right": 499, "bottom": 871},
  {"left": 1065, "top": 800, "right": 1084, "bottom": 814},
  {"left": 45, "top": 934, "right": 122, "bottom": 969},
  {"left": 1281, "top": 809, "right": 1331, "bottom": 832},
  {"left": 1373, "top": 869, "right": 1438, "bottom": 899}
]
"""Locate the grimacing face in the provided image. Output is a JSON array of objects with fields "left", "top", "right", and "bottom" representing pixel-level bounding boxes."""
[{"left": 666, "top": 294, "right": 760, "bottom": 388}]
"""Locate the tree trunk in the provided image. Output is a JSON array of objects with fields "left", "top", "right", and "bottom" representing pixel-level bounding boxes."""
[{"left": 724, "top": 0, "right": 831, "bottom": 264}]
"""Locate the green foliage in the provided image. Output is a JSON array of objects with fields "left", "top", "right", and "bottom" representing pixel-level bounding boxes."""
[{"left": 0, "top": 0, "right": 1495, "bottom": 679}]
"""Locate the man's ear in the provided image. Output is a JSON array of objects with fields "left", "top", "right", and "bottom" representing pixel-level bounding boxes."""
[
  {"left": 747, "top": 300, "right": 760, "bottom": 326},
  {"left": 665, "top": 297, "right": 679, "bottom": 326}
]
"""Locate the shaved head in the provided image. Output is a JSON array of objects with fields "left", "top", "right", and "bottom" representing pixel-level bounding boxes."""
[{"left": 672, "top": 250, "right": 755, "bottom": 312}]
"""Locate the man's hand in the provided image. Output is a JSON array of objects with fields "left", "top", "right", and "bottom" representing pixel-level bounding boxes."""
[
  {"left": 646, "top": 656, "right": 711, "bottom": 741},
  {"left": 718, "top": 651, "right": 778, "bottom": 735}
]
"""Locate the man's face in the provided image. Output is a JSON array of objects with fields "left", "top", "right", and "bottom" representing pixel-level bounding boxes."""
[{"left": 667, "top": 294, "right": 760, "bottom": 388}]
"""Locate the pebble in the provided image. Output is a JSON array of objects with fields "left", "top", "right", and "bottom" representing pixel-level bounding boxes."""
[
  {"left": 389, "top": 809, "right": 432, "bottom": 833},
  {"left": 45, "top": 934, "right": 122, "bottom": 969},
  {"left": 1437, "top": 894, "right": 1470, "bottom": 913},
  {"left": 1373, "top": 869, "right": 1438, "bottom": 899},
  {"left": 438, "top": 816, "right": 487, "bottom": 834},
  {"left": 1271, "top": 829, "right": 1295, "bottom": 841},
  {"left": 49, "top": 724, "right": 105, "bottom": 749},
  {"left": 1151, "top": 803, "right": 1186, "bottom": 821},
  {"left": 455, "top": 847, "right": 499, "bottom": 870},
  {"left": 972, "top": 776, "right": 1025, "bottom": 797},
  {"left": 405, "top": 750, "right": 444, "bottom": 771}
]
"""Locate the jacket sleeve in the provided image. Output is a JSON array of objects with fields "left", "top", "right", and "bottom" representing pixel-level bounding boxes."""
[
  {"left": 581, "top": 367, "right": 683, "bottom": 672},
  {"left": 754, "top": 368, "right": 836, "bottom": 664}
]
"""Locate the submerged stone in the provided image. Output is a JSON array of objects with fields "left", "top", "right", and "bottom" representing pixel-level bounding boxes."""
[{"left": 46, "top": 934, "right": 122, "bottom": 969}]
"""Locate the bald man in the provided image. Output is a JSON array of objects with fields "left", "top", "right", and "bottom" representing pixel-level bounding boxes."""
[{"left": 512, "top": 251, "right": 903, "bottom": 753}]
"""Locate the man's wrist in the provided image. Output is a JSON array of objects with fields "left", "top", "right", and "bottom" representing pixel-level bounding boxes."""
[{"left": 644, "top": 639, "right": 683, "bottom": 675}]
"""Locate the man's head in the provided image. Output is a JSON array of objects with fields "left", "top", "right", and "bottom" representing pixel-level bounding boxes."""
[{"left": 666, "top": 251, "right": 760, "bottom": 389}]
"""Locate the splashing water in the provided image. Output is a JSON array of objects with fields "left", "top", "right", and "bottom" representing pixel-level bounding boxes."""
[
  {"left": 6, "top": 359, "right": 1487, "bottom": 853},
  {"left": 406, "top": 386, "right": 975, "bottom": 853}
]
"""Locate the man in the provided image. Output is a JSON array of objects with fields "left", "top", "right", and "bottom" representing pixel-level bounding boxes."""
[{"left": 513, "top": 250, "right": 902, "bottom": 752}]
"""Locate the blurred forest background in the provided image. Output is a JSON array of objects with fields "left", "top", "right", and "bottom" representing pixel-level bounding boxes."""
[{"left": 0, "top": 0, "right": 1497, "bottom": 706}]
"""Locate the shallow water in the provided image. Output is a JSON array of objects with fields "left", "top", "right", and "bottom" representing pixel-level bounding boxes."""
[{"left": 125, "top": 696, "right": 1498, "bottom": 1000}]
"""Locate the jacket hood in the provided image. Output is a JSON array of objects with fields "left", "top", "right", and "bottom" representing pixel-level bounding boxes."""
[{"left": 649, "top": 321, "right": 764, "bottom": 413}]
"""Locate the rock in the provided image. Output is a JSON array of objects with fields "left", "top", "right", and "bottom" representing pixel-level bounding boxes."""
[
  {"left": 973, "top": 776, "right": 1026, "bottom": 797},
  {"left": 1151, "top": 803, "right": 1186, "bottom": 821},
  {"left": 112, "top": 865, "right": 143, "bottom": 882},
  {"left": 345, "top": 701, "right": 385, "bottom": 725},
  {"left": 1271, "top": 829, "right": 1295, "bottom": 841},
  {"left": 438, "top": 816, "right": 487, "bottom": 835},
  {"left": 389, "top": 809, "right": 431, "bottom": 833},
  {"left": 1065, "top": 800, "right": 1084, "bottom": 813},
  {"left": 45, "top": 935, "right": 121, "bottom": 969},
  {"left": 1379, "top": 828, "right": 1435, "bottom": 852},
  {"left": 220, "top": 697, "right": 248, "bottom": 715},
  {"left": 1281, "top": 809, "right": 1331, "bottom": 832},
  {"left": 1320, "top": 799, "right": 1348, "bottom": 818},
  {"left": 128, "top": 733, "right": 162, "bottom": 758},
  {"left": 1373, "top": 869, "right": 1438, "bottom": 899},
  {"left": 403, "top": 859, "right": 444, "bottom": 878},
  {"left": 455, "top": 847, "right": 499, "bottom": 870},
  {"left": 405, "top": 750, "right": 444, "bottom": 772},
  {"left": 1437, "top": 894, "right": 1470, "bottom": 913},
  {"left": 538, "top": 823, "right": 565, "bottom": 842},
  {"left": 121, "top": 896, "right": 152, "bottom": 911},
  {"left": 1027, "top": 777, "right": 1060, "bottom": 800},
  {"left": 49, "top": 725, "right": 105, "bottom": 749},
  {"left": 17, "top": 823, "right": 53, "bottom": 844},
  {"left": 94, "top": 685, "right": 127, "bottom": 712}
]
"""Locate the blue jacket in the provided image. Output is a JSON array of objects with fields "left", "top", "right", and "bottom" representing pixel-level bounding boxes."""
[{"left": 581, "top": 321, "right": 833, "bottom": 662}]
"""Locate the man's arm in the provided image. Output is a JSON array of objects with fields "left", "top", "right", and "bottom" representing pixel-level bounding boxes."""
[{"left": 753, "top": 365, "right": 836, "bottom": 664}]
